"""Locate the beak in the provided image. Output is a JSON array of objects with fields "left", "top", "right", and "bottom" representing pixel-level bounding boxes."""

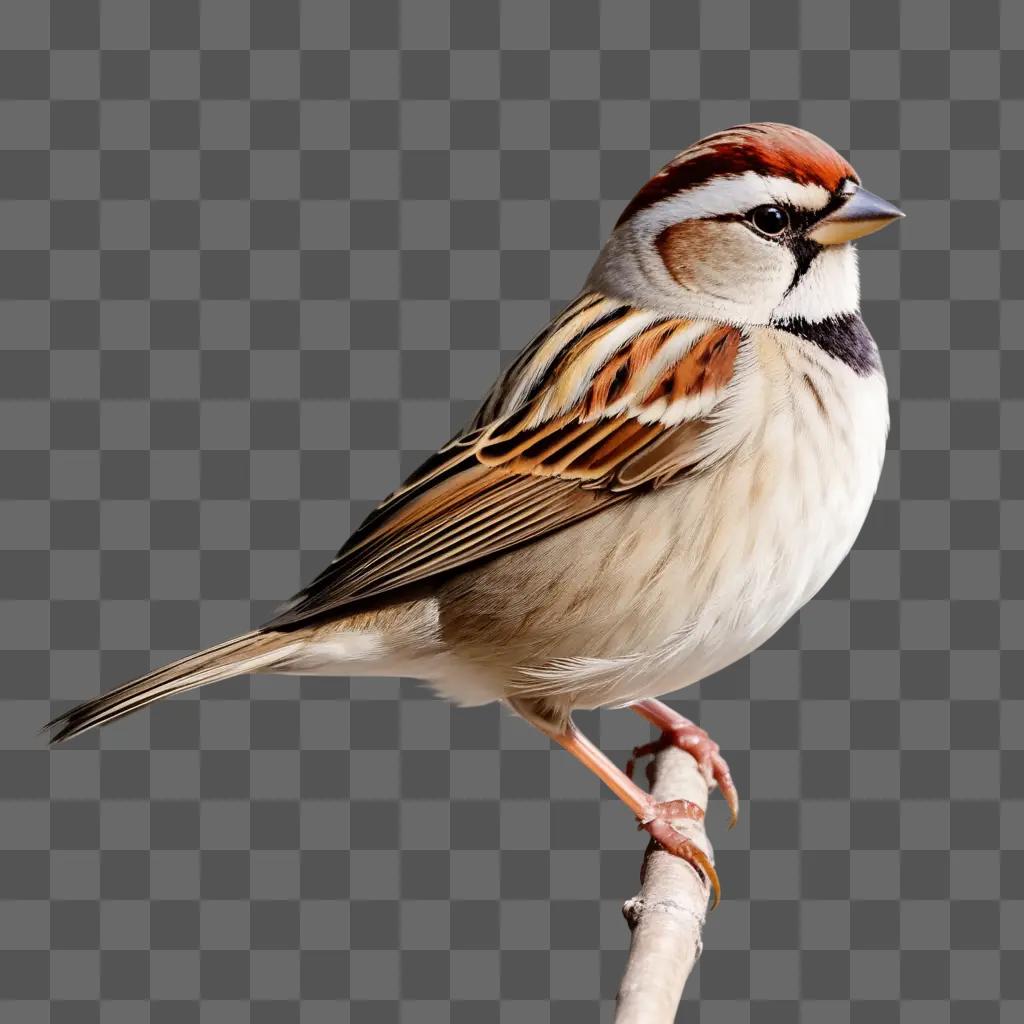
[{"left": 806, "top": 185, "right": 904, "bottom": 246}]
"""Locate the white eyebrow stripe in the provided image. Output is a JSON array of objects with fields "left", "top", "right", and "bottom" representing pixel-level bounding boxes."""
[{"left": 627, "top": 172, "right": 833, "bottom": 238}]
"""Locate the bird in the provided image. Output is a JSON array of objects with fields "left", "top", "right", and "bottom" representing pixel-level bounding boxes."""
[{"left": 48, "top": 123, "right": 903, "bottom": 905}]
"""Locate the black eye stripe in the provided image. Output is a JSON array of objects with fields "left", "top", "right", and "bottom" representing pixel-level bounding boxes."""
[
  {"left": 706, "top": 193, "right": 844, "bottom": 236},
  {"left": 709, "top": 205, "right": 810, "bottom": 233}
]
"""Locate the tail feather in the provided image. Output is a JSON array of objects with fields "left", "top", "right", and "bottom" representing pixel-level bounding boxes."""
[{"left": 46, "top": 630, "right": 300, "bottom": 744}]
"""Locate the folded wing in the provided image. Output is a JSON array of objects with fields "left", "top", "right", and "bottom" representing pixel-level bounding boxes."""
[{"left": 266, "top": 295, "right": 745, "bottom": 628}]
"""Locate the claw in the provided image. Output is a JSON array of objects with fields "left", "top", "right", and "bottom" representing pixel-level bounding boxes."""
[{"left": 711, "top": 750, "right": 740, "bottom": 830}]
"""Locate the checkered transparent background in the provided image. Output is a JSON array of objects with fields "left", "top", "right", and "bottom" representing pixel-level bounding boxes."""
[{"left": 1, "top": 0, "right": 1022, "bottom": 1019}]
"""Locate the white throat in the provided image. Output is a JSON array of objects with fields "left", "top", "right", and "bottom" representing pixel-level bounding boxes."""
[{"left": 770, "top": 244, "right": 860, "bottom": 323}]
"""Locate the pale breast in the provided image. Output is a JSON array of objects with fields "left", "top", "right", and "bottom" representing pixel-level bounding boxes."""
[
  {"left": 481, "top": 327, "right": 890, "bottom": 713},
  {"left": 671, "top": 330, "right": 888, "bottom": 670}
]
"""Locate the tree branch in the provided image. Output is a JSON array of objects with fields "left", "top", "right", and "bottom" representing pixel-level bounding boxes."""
[{"left": 614, "top": 744, "right": 714, "bottom": 1024}]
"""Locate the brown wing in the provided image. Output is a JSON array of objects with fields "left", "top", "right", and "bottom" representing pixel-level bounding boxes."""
[{"left": 265, "top": 297, "right": 744, "bottom": 628}]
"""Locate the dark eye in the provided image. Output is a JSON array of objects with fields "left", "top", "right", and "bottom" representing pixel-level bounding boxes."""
[{"left": 750, "top": 205, "right": 789, "bottom": 235}]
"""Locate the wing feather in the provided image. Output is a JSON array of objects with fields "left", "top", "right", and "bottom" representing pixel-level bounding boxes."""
[{"left": 266, "top": 295, "right": 745, "bottom": 628}]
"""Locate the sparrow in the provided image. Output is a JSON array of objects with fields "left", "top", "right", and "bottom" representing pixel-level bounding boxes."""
[{"left": 48, "top": 123, "right": 902, "bottom": 905}]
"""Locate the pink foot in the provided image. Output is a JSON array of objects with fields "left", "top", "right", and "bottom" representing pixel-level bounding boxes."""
[
  {"left": 627, "top": 714, "right": 740, "bottom": 829},
  {"left": 637, "top": 798, "right": 720, "bottom": 909}
]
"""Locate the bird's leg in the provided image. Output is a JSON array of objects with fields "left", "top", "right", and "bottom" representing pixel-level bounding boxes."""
[
  {"left": 627, "top": 698, "right": 739, "bottom": 828},
  {"left": 510, "top": 700, "right": 719, "bottom": 905}
]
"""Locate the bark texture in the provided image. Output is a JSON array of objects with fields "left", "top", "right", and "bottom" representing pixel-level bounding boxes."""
[{"left": 614, "top": 745, "right": 714, "bottom": 1023}]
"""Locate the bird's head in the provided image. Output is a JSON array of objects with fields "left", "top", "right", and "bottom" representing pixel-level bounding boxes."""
[{"left": 589, "top": 122, "right": 903, "bottom": 327}]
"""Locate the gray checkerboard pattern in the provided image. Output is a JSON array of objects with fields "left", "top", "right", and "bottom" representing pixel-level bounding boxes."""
[{"left": 1, "top": 0, "right": 1021, "bottom": 1019}]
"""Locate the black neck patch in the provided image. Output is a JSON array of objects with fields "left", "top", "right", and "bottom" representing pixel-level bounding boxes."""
[{"left": 773, "top": 313, "right": 880, "bottom": 375}]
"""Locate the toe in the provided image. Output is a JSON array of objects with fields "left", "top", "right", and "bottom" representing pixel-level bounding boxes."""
[
  {"left": 649, "top": 798, "right": 704, "bottom": 824},
  {"left": 626, "top": 738, "right": 665, "bottom": 781}
]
